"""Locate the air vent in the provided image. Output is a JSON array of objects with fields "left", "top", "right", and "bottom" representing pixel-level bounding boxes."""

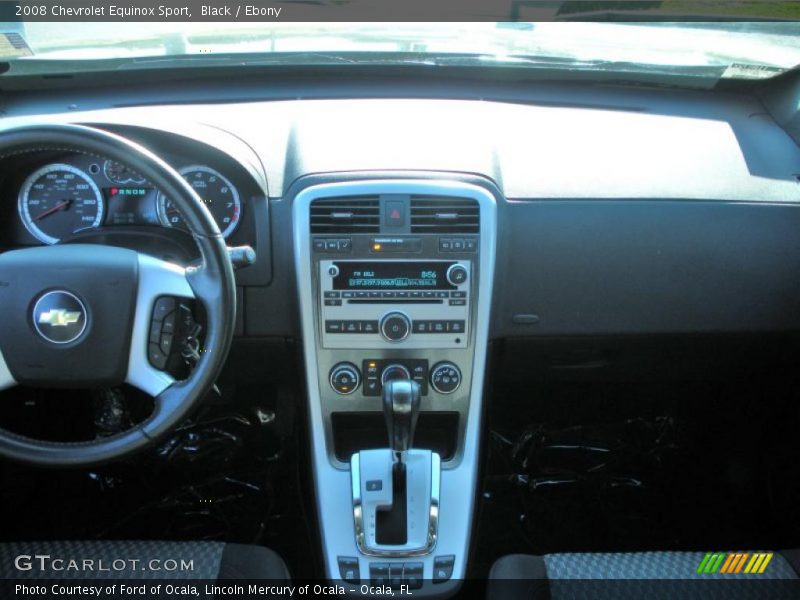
[
  {"left": 410, "top": 196, "right": 479, "bottom": 234},
  {"left": 310, "top": 196, "right": 380, "bottom": 233}
]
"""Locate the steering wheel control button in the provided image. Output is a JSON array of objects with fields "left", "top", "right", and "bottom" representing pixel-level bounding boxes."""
[
  {"left": 446, "top": 263, "right": 468, "bottom": 286},
  {"left": 338, "top": 557, "right": 360, "bottom": 584},
  {"left": 433, "top": 555, "right": 455, "bottom": 583},
  {"left": 153, "top": 296, "right": 176, "bottom": 320},
  {"left": 330, "top": 362, "right": 361, "bottom": 395},
  {"left": 32, "top": 290, "right": 88, "bottom": 344},
  {"left": 148, "top": 345, "right": 168, "bottom": 370},
  {"left": 148, "top": 295, "right": 182, "bottom": 371},
  {"left": 380, "top": 311, "right": 411, "bottom": 342},
  {"left": 430, "top": 362, "right": 462, "bottom": 394}
]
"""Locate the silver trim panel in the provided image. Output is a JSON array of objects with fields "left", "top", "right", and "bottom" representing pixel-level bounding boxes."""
[
  {"left": 0, "top": 351, "right": 15, "bottom": 392},
  {"left": 351, "top": 449, "right": 441, "bottom": 557},
  {"left": 125, "top": 253, "right": 194, "bottom": 397},
  {"left": 293, "top": 179, "right": 497, "bottom": 591}
]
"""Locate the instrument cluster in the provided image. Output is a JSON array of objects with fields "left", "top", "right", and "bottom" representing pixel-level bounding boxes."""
[{"left": 16, "top": 155, "right": 242, "bottom": 245}]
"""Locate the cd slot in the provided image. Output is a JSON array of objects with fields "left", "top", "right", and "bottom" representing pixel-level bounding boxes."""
[{"left": 347, "top": 299, "right": 443, "bottom": 305}]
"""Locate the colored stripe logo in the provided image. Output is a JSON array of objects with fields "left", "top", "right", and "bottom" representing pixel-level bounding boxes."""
[{"left": 697, "top": 552, "right": 773, "bottom": 574}]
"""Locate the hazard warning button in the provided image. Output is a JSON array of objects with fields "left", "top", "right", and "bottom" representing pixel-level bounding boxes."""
[{"left": 384, "top": 200, "right": 406, "bottom": 227}]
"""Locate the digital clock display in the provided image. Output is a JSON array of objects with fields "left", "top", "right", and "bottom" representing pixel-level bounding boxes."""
[{"left": 332, "top": 261, "right": 457, "bottom": 290}]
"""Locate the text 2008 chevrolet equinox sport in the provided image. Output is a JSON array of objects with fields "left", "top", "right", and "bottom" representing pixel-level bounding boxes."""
[{"left": 0, "top": 12, "right": 799, "bottom": 600}]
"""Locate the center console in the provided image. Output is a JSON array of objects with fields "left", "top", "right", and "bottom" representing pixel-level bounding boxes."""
[{"left": 293, "top": 179, "right": 496, "bottom": 596}]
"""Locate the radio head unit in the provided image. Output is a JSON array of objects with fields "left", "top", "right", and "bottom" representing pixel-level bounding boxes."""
[{"left": 319, "top": 259, "right": 471, "bottom": 349}]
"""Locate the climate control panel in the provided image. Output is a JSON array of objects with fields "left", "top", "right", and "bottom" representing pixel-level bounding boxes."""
[{"left": 328, "top": 359, "right": 463, "bottom": 397}]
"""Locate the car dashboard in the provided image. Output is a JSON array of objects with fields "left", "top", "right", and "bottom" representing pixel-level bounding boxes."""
[{"left": 1, "top": 71, "right": 799, "bottom": 593}]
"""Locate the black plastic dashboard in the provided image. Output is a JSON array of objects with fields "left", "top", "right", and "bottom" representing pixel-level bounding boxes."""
[{"left": 1, "top": 73, "right": 799, "bottom": 342}]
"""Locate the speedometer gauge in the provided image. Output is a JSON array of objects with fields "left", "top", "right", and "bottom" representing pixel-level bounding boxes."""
[
  {"left": 156, "top": 165, "right": 241, "bottom": 238},
  {"left": 18, "top": 164, "right": 104, "bottom": 245}
]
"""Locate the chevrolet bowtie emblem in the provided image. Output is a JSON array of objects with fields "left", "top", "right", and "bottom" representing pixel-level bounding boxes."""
[{"left": 38, "top": 308, "right": 82, "bottom": 327}]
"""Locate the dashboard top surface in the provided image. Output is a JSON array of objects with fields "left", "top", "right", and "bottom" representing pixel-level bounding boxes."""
[{"left": 1, "top": 88, "right": 799, "bottom": 203}]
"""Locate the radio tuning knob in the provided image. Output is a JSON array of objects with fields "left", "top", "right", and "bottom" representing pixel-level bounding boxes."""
[
  {"left": 380, "top": 311, "right": 411, "bottom": 343},
  {"left": 446, "top": 264, "right": 468, "bottom": 286}
]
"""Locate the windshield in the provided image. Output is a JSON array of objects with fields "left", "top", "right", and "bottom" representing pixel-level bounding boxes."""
[{"left": 3, "top": 22, "right": 800, "bottom": 79}]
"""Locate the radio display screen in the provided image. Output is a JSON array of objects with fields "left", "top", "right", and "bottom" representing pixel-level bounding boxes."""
[{"left": 332, "top": 261, "right": 457, "bottom": 290}]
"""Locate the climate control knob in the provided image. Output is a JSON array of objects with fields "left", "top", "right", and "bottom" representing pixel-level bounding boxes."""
[
  {"left": 446, "top": 264, "right": 468, "bottom": 286},
  {"left": 380, "top": 311, "right": 411, "bottom": 343},
  {"left": 329, "top": 362, "right": 361, "bottom": 395},
  {"left": 381, "top": 363, "right": 411, "bottom": 386},
  {"left": 430, "top": 361, "right": 462, "bottom": 394}
]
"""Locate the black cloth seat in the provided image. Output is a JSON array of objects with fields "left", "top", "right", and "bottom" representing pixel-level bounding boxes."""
[
  {"left": 488, "top": 551, "right": 800, "bottom": 600},
  {"left": 0, "top": 540, "right": 289, "bottom": 580}
]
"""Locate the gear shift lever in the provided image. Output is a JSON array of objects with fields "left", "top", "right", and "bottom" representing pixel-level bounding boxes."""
[
  {"left": 382, "top": 379, "right": 421, "bottom": 463},
  {"left": 354, "top": 377, "right": 439, "bottom": 552}
]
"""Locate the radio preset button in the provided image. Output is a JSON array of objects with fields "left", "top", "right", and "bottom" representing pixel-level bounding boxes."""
[
  {"left": 380, "top": 312, "right": 411, "bottom": 342},
  {"left": 325, "top": 321, "right": 343, "bottom": 333},
  {"left": 324, "top": 299, "right": 342, "bottom": 306},
  {"left": 449, "top": 299, "right": 466, "bottom": 306},
  {"left": 447, "top": 320, "right": 465, "bottom": 333}
]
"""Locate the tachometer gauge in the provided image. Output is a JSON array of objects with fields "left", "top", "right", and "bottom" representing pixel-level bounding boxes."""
[
  {"left": 18, "top": 164, "right": 104, "bottom": 245},
  {"left": 156, "top": 165, "right": 241, "bottom": 238},
  {"left": 103, "top": 159, "right": 146, "bottom": 185}
]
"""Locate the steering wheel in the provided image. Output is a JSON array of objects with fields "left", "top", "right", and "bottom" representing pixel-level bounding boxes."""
[{"left": 0, "top": 124, "right": 236, "bottom": 467}]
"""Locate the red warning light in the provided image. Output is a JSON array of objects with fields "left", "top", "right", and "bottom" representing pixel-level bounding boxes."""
[
  {"left": 111, "top": 188, "right": 118, "bottom": 196},
  {"left": 390, "top": 209, "right": 401, "bottom": 220}
]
